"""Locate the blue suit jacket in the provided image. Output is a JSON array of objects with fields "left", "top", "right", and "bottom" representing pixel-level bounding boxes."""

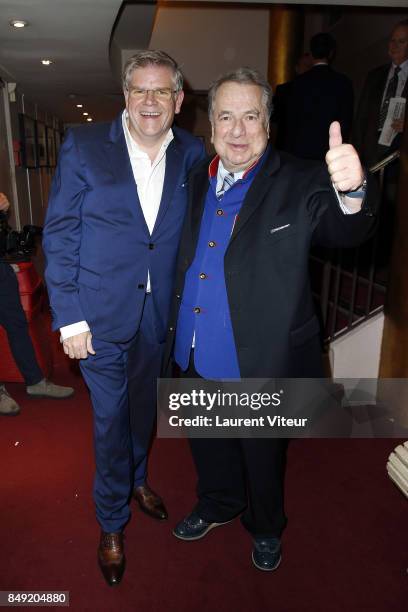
[{"left": 43, "top": 113, "right": 205, "bottom": 343}]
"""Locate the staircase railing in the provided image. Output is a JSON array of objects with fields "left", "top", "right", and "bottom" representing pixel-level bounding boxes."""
[{"left": 311, "top": 150, "right": 400, "bottom": 343}]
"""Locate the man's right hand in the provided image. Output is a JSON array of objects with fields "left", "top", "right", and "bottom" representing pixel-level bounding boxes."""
[{"left": 62, "top": 331, "right": 96, "bottom": 359}]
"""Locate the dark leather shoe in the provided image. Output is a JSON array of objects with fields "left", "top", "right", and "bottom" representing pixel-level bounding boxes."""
[
  {"left": 133, "top": 484, "right": 168, "bottom": 521},
  {"left": 252, "top": 537, "right": 282, "bottom": 571},
  {"left": 98, "top": 531, "right": 125, "bottom": 586},
  {"left": 173, "top": 511, "right": 232, "bottom": 541}
]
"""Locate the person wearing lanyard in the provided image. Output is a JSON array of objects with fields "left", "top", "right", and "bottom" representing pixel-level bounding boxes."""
[{"left": 353, "top": 19, "right": 408, "bottom": 168}]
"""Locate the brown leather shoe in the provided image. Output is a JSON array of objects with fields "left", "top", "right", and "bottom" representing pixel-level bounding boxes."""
[
  {"left": 97, "top": 531, "right": 125, "bottom": 586},
  {"left": 133, "top": 484, "right": 168, "bottom": 521}
]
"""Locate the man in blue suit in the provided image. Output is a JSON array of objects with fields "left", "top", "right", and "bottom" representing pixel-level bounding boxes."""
[{"left": 43, "top": 50, "right": 205, "bottom": 585}]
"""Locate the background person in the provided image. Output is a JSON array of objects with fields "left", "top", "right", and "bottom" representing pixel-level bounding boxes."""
[
  {"left": 275, "top": 32, "right": 354, "bottom": 161},
  {"left": 353, "top": 19, "right": 408, "bottom": 264},
  {"left": 353, "top": 19, "right": 408, "bottom": 168},
  {"left": 0, "top": 192, "right": 73, "bottom": 416},
  {"left": 272, "top": 51, "right": 312, "bottom": 150}
]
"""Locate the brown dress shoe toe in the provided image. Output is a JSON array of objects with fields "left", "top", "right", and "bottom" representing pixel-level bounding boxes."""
[
  {"left": 98, "top": 531, "right": 125, "bottom": 586},
  {"left": 133, "top": 484, "right": 168, "bottom": 521}
]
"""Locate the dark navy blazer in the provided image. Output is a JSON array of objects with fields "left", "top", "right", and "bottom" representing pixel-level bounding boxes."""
[
  {"left": 43, "top": 114, "right": 205, "bottom": 343},
  {"left": 164, "top": 148, "right": 377, "bottom": 379}
]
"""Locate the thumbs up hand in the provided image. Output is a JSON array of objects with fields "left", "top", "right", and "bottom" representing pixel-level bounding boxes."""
[{"left": 326, "top": 121, "right": 364, "bottom": 193}]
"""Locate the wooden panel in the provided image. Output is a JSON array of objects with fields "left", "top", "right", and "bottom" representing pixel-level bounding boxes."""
[{"left": 268, "top": 6, "right": 304, "bottom": 89}]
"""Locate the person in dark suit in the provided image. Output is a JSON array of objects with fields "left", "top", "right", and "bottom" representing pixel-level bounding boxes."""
[
  {"left": 353, "top": 20, "right": 408, "bottom": 264},
  {"left": 272, "top": 52, "right": 312, "bottom": 149},
  {"left": 353, "top": 19, "right": 408, "bottom": 167},
  {"left": 275, "top": 32, "right": 354, "bottom": 161},
  {"left": 43, "top": 50, "right": 205, "bottom": 585},
  {"left": 162, "top": 67, "right": 375, "bottom": 572}
]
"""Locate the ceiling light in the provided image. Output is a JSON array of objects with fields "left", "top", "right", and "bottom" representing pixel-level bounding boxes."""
[
  {"left": 10, "top": 20, "right": 28, "bottom": 28},
  {"left": 82, "top": 112, "right": 89, "bottom": 116},
  {"left": 86, "top": 118, "right": 93, "bottom": 122},
  {"left": 76, "top": 104, "right": 83, "bottom": 108},
  {"left": 41, "top": 59, "right": 53, "bottom": 66}
]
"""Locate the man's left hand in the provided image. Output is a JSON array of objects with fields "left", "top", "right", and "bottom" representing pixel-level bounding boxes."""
[{"left": 325, "top": 121, "right": 364, "bottom": 193}]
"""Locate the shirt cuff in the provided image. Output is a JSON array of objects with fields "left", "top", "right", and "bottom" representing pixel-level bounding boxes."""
[
  {"left": 331, "top": 183, "right": 362, "bottom": 215},
  {"left": 60, "top": 321, "right": 90, "bottom": 341}
]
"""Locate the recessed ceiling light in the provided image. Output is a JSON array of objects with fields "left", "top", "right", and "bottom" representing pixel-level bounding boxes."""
[
  {"left": 10, "top": 20, "right": 29, "bottom": 28},
  {"left": 86, "top": 118, "right": 93, "bottom": 122},
  {"left": 82, "top": 112, "right": 89, "bottom": 116},
  {"left": 76, "top": 104, "right": 83, "bottom": 108},
  {"left": 41, "top": 59, "right": 53, "bottom": 66}
]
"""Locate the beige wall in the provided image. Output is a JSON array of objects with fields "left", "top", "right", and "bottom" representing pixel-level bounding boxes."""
[
  {"left": 150, "top": 6, "right": 269, "bottom": 91},
  {"left": 331, "top": 312, "right": 385, "bottom": 378}
]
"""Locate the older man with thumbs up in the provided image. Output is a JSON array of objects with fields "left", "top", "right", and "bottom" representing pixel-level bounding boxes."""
[{"left": 163, "top": 67, "right": 376, "bottom": 572}]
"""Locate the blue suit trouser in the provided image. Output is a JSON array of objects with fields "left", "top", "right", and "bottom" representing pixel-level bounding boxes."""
[{"left": 79, "top": 294, "right": 163, "bottom": 532}]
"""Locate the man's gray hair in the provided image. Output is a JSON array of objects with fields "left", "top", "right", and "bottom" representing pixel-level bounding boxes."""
[
  {"left": 122, "top": 50, "right": 183, "bottom": 92},
  {"left": 208, "top": 67, "right": 273, "bottom": 123}
]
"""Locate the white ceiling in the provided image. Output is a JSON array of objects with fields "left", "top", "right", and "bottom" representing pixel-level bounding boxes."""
[
  {"left": 0, "top": 0, "right": 126, "bottom": 123},
  {"left": 0, "top": 0, "right": 406, "bottom": 124}
]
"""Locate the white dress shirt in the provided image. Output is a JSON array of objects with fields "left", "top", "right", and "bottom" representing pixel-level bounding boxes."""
[
  {"left": 60, "top": 111, "right": 173, "bottom": 341},
  {"left": 216, "top": 159, "right": 244, "bottom": 194}
]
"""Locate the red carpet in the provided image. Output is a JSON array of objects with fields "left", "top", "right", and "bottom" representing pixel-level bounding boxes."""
[{"left": 0, "top": 350, "right": 406, "bottom": 611}]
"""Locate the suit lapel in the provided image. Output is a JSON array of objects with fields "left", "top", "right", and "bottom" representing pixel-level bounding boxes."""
[
  {"left": 373, "top": 66, "right": 390, "bottom": 115},
  {"left": 187, "top": 147, "right": 281, "bottom": 251},
  {"left": 104, "top": 114, "right": 150, "bottom": 232},
  {"left": 402, "top": 75, "right": 408, "bottom": 98},
  {"left": 376, "top": 64, "right": 408, "bottom": 112},
  {"left": 229, "top": 147, "right": 280, "bottom": 243},
  {"left": 152, "top": 137, "right": 183, "bottom": 234},
  {"left": 190, "top": 166, "right": 210, "bottom": 249}
]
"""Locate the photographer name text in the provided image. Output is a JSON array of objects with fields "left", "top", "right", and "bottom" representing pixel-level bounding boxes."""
[{"left": 168, "top": 415, "right": 308, "bottom": 428}]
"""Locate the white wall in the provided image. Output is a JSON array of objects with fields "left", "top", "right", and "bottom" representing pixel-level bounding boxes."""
[{"left": 330, "top": 312, "right": 385, "bottom": 378}]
